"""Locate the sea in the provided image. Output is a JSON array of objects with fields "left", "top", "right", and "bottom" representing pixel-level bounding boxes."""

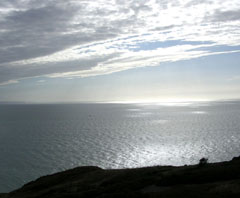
[{"left": 0, "top": 101, "right": 240, "bottom": 192}]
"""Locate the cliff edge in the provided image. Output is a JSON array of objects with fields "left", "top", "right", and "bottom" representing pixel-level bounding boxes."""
[{"left": 1, "top": 157, "right": 240, "bottom": 198}]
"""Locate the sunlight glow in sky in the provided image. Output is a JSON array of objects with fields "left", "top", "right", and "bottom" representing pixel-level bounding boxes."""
[{"left": 0, "top": 0, "right": 240, "bottom": 102}]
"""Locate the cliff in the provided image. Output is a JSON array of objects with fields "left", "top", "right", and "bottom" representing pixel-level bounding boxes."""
[{"left": 1, "top": 157, "right": 240, "bottom": 198}]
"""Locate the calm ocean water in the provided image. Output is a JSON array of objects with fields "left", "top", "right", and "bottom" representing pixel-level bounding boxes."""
[{"left": 0, "top": 101, "right": 240, "bottom": 192}]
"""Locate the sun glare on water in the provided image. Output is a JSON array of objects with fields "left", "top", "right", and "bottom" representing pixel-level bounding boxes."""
[{"left": 107, "top": 98, "right": 211, "bottom": 106}]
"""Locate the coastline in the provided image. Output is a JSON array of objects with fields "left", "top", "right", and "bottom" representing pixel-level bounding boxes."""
[{"left": 1, "top": 156, "right": 240, "bottom": 198}]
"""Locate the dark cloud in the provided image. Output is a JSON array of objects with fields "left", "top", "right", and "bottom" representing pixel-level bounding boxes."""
[
  {"left": 0, "top": 4, "right": 77, "bottom": 62},
  {"left": 150, "top": 25, "right": 178, "bottom": 32},
  {"left": 0, "top": 0, "right": 139, "bottom": 84},
  {"left": 0, "top": 53, "right": 121, "bottom": 84},
  {"left": 0, "top": 0, "right": 139, "bottom": 65},
  {"left": 210, "top": 9, "right": 240, "bottom": 22},
  {"left": 6, "top": 6, "right": 75, "bottom": 31},
  {"left": 184, "top": 0, "right": 213, "bottom": 7},
  {"left": 0, "top": 2, "right": 121, "bottom": 64}
]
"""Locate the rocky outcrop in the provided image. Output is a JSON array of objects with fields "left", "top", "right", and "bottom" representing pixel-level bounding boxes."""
[{"left": 2, "top": 157, "right": 240, "bottom": 198}]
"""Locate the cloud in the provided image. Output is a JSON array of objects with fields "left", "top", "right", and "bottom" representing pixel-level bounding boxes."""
[
  {"left": 0, "top": 0, "right": 240, "bottom": 85},
  {"left": 210, "top": 9, "right": 240, "bottom": 22},
  {"left": 0, "top": 79, "right": 18, "bottom": 86}
]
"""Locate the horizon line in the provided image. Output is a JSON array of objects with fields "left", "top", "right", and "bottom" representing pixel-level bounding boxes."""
[{"left": 0, "top": 98, "right": 240, "bottom": 105}]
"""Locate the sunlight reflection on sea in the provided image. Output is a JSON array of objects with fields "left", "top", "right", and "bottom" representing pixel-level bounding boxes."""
[{"left": 0, "top": 101, "right": 240, "bottom": 192}]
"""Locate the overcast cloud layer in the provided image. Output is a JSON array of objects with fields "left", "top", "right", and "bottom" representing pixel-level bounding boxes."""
[{"left": 0, "top": 0, "right": 240, "bottom": 85}]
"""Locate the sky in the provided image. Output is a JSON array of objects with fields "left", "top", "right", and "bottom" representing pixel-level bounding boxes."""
[{"left": 0, "top": 0, "right": 240, "bottom": 103}]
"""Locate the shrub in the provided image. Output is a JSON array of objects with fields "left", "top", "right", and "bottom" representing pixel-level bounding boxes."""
[{"left": 199, "top": 158, "right": 208, "bottom": 167}]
